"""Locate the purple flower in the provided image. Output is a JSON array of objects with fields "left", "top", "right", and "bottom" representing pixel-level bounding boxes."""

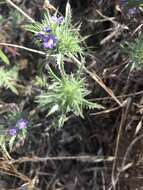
[
  {"left": 35, "top": 31, "right": 45, "bottom": 40},
  {"left": 57, "top": 16, "right": 64, "bottom": 24},
  {"left": 43, "top": 34, "right": 57, "bottom": 49},
  {"left": 128, "top": 7, "right": 138, "bottom": 15},
  {"left": 51, "top": 15, "right": 58, "bottom": 23},
  {"left": 120, "top": 0, "right": 127, "bottom": 4},
  {"left": 51, "top": 15, "right": 64, "bottom": 24},
  {"left": 43, "top": 27, "right": 52, "bottom": 33},
  {"left": 17, "top": 119, "right": 28, "bottom": 129},
  {"left": 7, "top": 128, "right": 17, "bottom": 136},
  {"left": 120, "top": 0, "right": 127, "bottom": 8}
]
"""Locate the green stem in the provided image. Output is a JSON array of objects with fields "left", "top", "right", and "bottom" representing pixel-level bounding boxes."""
[{"left": 47, "top": 65, "right": 61, "bottom": 82}]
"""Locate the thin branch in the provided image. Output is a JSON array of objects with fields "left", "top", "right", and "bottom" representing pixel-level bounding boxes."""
[
  {"left": 108, "top": 132, "right": 143, "bottom": 190},
  {"left": 2, "top": 155, "right": 115, "bottom": 164},
  {"left": 0, "top": 43, "right": 46, "bottom": 55},
  {"left": 70, "top": 55, "right": 122, "bottom": 106},
  {"left": 6, "top": 0, "right": 35, "bottom": 23},
  {"left": 111, "top": 98, "right": 132, "bottom": 190}
]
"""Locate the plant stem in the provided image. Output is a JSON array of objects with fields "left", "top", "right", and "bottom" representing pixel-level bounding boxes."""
[
  {"left": 0, "top": 43, "right": 46, "bottom": 55},
  {"left": 6, "top": 0, "right": 35, "bottom": 23}
]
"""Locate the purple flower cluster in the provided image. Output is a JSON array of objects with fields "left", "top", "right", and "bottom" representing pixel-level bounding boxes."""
[
  {"left": 120, "top": 0, "right": 139, "bottom": 15},
  {"left": 43, "top": 34, "right": 57, "bottom": 49},
  {"left": 7, "top": 118, "right": 28, "bottom": 136},
  {"left": 51, "top": 15, "right": 64, "bottom": 24},
  {"left": 36, "top": 28, "right": 57, "bottom": 49},
  {"left": 7, "top": 128, "right": 17, "bottom": 136},
  {"left": 35, "top": 15, "right": 64, "bottom": 49},
  {"left": 36, "top": 29, "right": 57, "bottom": 49},
  {"left": 17, "top": 119, "right": 28, "bottom": 129},
  {"left": 128, "top": 7, "right": 138, "bottom": 15}
]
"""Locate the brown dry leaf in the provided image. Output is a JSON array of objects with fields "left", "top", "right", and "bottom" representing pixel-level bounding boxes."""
[
  {"left": 0, "top": 30, "right": 7, "bottom": 50},
  {"left": 0, "top": 27, "right": 12, "bottom": 43},
  {"left": 43, "top": 0, "right": 56, "bottom": 11},
  {"left": 17, "top": 58, "right": 28, "bottom": 70}
]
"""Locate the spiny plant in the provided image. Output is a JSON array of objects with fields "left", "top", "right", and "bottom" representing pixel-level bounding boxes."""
[
  {"left": 25, "top": 2, "right": 83, "bottom": 61},
  {"left": 0, "top": 66, "right": 19, "bottom": 94},
  {"left": 124, "top": 36, "right": 143, "bottom": 70},
  {"left": 34, "top": 74, "right": 48, "bottom": 88},
  {"left": 25, "top": 2, "right": 103, "bottom": 127},
  {"left": 37, "top": 67, "right": 103, "bottom": 127}
]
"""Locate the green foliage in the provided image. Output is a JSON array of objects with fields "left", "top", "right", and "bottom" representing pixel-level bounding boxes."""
[
  {"left": 0, "top": 122, "right": 16, "bottom": 154},
  {"left": 0, "top": 67, "right": 19, "bottom": 94},
  {"left": 125, "top": 36, "right": 143, "bottom": 70},
  {"left": 34, "top": 75, "right": 47, "bottom": 87},
  {"left": 25, "top": 2, "right": 83, "bottom": 58},
  {"left": 10, "top": 10, "right": 23, "bottom": 25},
  {"left": 0, "top": 49, "right": 10, "bottom": 65},
  {"left": 0, "top": 0, "right": 5, "bottom": 5},
  {"left": 125, "top": 0, "right": 143, "bottom": 8},
  {"left": 0, "top": 15, "right": 3, "bottom": 22},
  {"left": 37, "top": 67, "right": 103, "bottom": 127},
  {"left": 0, "top": 130, "right": 11, "bottom": 159},
  {"left": 1, "top": 2, "right": 103, "bottom": 129},
  {"left": 0, "top": 9, "right": 23, "bottom": 26},
  {"left": 56, "top": 24, "right": 82, "bottom": 57},
  {"left": 25, "top": 2, "right": 104, "bottom": 127},
  {"left": 0, "top": 127, "right": 6, "bottom": 150},
  {"left": 0, "top": 110, "right": 28, "bottom": 152}
]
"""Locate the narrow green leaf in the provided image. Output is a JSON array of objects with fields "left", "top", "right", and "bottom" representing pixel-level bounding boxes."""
[
  {"left": 47, "top": 104, "right": 59, "bottom": 116},
  {"left": 65, "top": 1, "right": 72, "bottom": 24},
  {"left": 0, "top": 49, "right": 10, "bottom": 65},
  {"left": 9, "top": 136, "right": 16, "bottom": 151}
]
